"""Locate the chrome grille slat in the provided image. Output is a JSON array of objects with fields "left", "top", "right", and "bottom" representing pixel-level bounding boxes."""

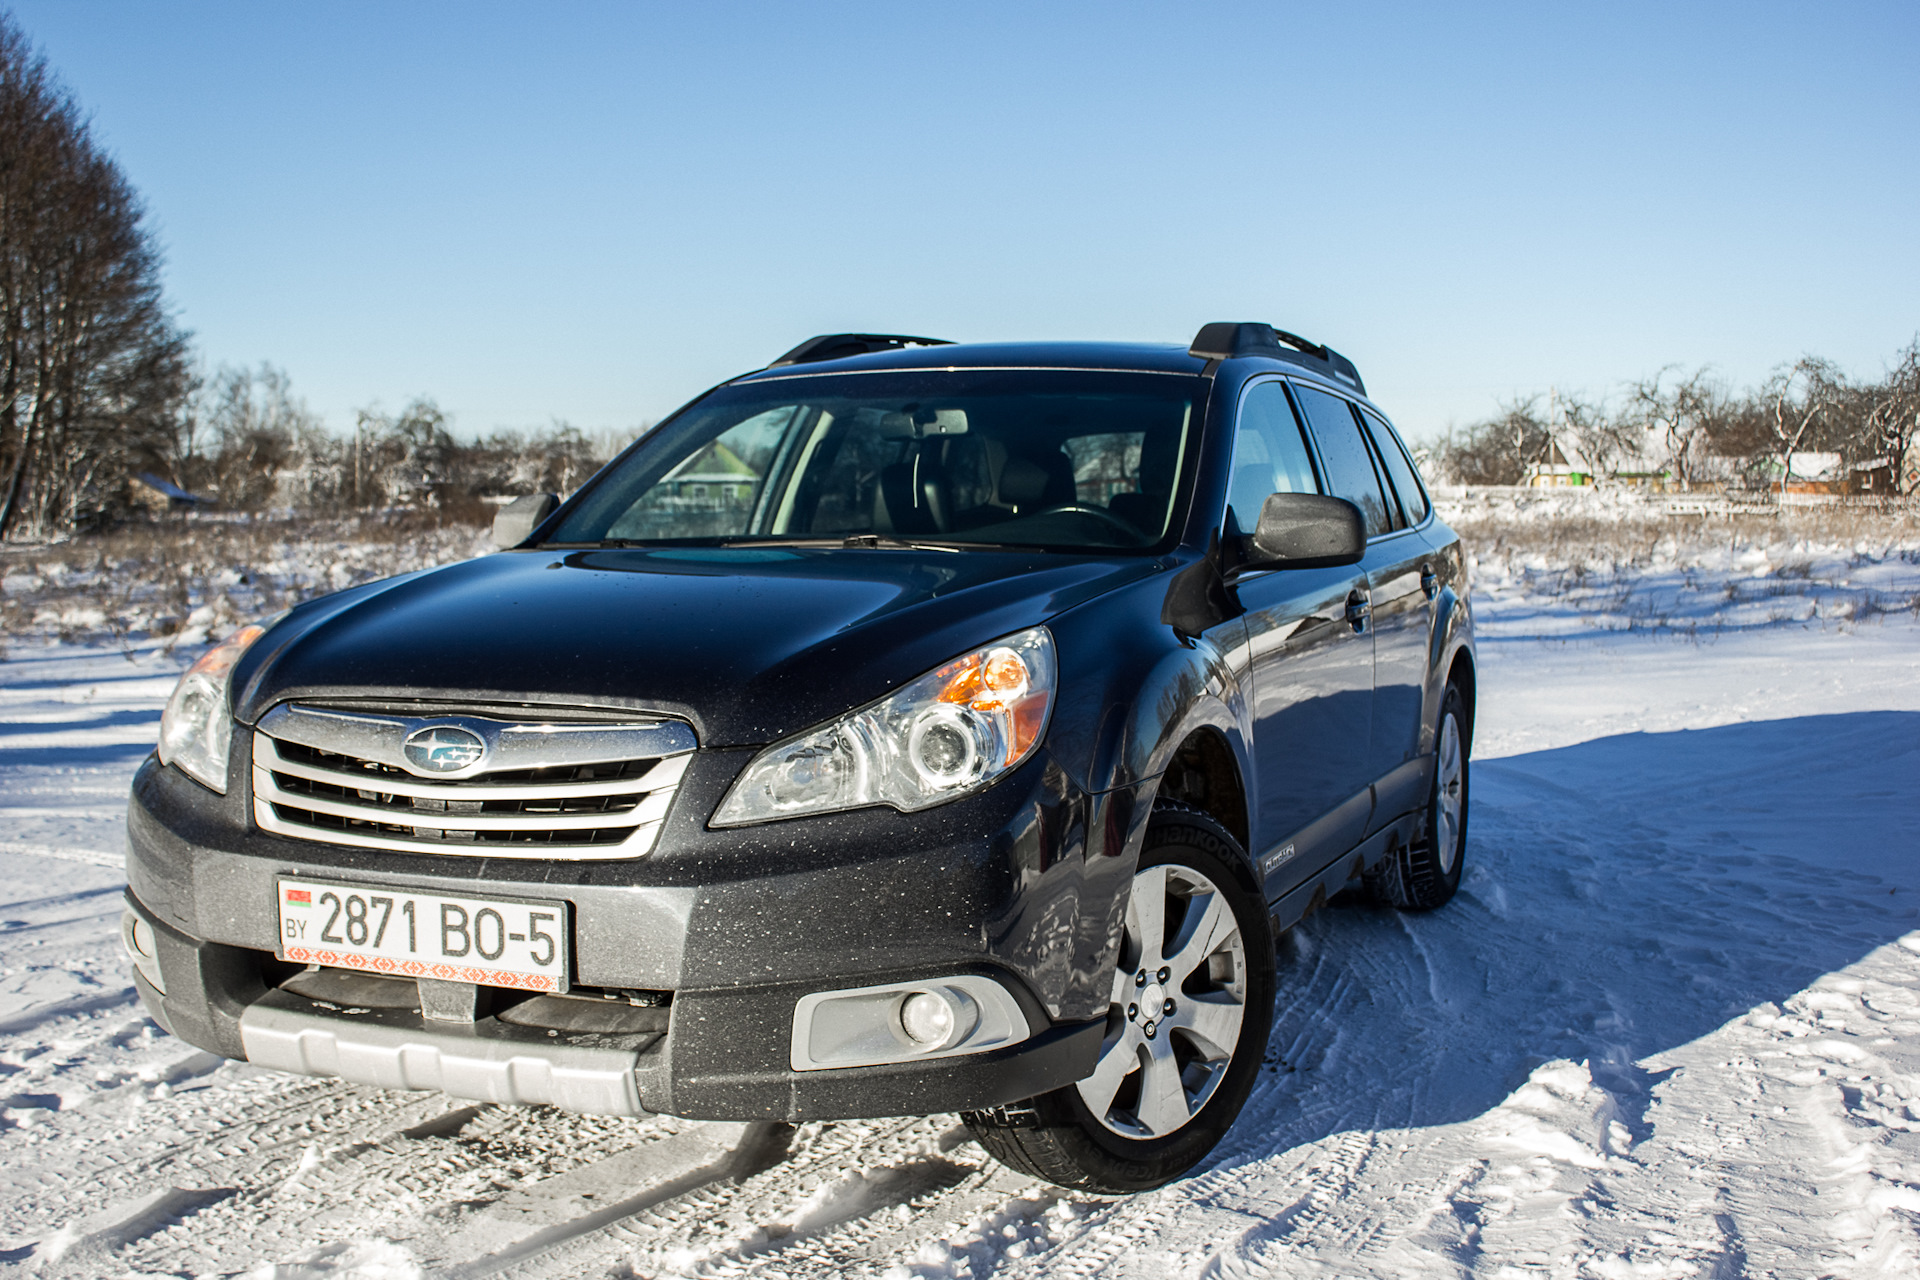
[
  {"left": 250, "top": 703, "right": 693, "bottom": 860},
  {"left": 261, "top": 748, "right": 689, "bottom": 802},
  {"left": 260, "top": 702, "right": 697, "bottom": 776},
  {"left": 257, "top": 770, "right": 674, "bottom": 831}
]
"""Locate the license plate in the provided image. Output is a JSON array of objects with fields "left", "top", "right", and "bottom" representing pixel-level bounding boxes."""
[{"left": 276, "top": 877, "right": 570, "bottom": 994}]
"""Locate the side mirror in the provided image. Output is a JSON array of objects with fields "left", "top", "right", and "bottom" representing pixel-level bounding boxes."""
[
  {"left": 1244, "top": 492, "right": 1365, "bottom": 570},
  {"left": 491, "top": 493, "right": 559, "bottom": 549}
]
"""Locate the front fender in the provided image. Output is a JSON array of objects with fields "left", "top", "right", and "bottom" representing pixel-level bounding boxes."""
[{"left": 1043, "top": 571, "right": 1252, "bottom": 799}]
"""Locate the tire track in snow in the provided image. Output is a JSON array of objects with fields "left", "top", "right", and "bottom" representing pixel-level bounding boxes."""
[
  {"left": 564, "top": 1117, "right": 994, "bottom": 1277},
  {"left": 0, "top": 843, "right": 119, "bottom": 869}
]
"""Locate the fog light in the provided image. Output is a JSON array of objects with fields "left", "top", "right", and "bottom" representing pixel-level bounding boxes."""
[
  {"left": 120, "top": 908, "right": 165, "bottom": 996},
  {"left": 896, "top": 986, "right": 979, "bottom": 1051},
  {"left": 791, "top": 975, "right": 1026, "bottom": 1070},
  {"left": 899, "top": 991, "right": 954, "bottom": 1046}
]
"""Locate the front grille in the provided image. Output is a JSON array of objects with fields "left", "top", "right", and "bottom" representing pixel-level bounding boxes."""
[{"left": 250, "top": 702, "right": 696, "bottom": 859}]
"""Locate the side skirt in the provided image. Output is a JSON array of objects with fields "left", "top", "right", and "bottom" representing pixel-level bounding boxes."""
[{"left": 1263, "top": 810, "right": 1421, "bottom": 940}]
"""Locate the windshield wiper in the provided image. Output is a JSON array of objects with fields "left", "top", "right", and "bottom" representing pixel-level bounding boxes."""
[
  {"left": 711, "top": 536, "right": 844, "bottom": 549},
  {"left": 838, "top": 534, "right": 966, "bottom": 552},
  {"left": 569, "top": 535, "right": 1049, "bottom": 553},
  {"left": 709, "top": 535, "right": 973, "bottom": 552}
]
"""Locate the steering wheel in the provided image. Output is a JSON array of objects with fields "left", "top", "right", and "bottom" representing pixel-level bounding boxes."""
[{"left": 1035, "top": 504, "right": 1144, "bottom": 540}]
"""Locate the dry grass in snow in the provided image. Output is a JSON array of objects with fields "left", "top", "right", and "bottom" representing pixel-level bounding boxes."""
[
  {"left": 1438, "top": 489, "right": 1920, "bottom": 636},
  {"left": 0, "top": 515, "right": 491, "bottom": 654},
  {"left": 3, "top": 494, "right": 1917, "bottom": 657}
]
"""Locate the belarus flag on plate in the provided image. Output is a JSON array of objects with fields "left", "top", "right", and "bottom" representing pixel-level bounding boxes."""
[{"left": 284, "top": 888, "right": 311, "bottom": 905}]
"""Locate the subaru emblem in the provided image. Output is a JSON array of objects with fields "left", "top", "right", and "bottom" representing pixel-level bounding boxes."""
[{"left": 402, "top": 725, "right": 487, "bottom": 774}]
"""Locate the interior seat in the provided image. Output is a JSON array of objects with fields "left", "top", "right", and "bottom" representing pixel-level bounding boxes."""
[
  {"left": 1105, "top": 428, "right": 1182, "bottom": 538},
  {"left": 874, "top": 450, "right": 949, "bottom": 533},
  {"left": 998, "top": 449, "right": 1076, "bottom": 512}
]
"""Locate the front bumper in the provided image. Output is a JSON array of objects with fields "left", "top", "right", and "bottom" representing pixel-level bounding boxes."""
[{"left": 125, "top": 737, "right": 1144, "bottom": 1121}]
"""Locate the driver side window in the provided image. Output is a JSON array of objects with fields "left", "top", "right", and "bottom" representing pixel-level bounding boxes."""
[{"left": 1227, "top": 381, "right": 1320, "bottom": 533}]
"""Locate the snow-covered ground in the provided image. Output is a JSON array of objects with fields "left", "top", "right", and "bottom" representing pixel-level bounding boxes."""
[{"left": 0, "top": 532, "right": 1916, "bottom": 1278}]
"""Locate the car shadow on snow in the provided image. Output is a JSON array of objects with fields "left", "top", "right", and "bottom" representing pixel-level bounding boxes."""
[
  {"left": 0, "top": 742, "right": 155, "bottom": 770},
  {"left": 1211, "top": 710, "right": 1920, "bottom": 1172},
  {"left": 0, "top": 708, "right": 160, "bottom": 737}
]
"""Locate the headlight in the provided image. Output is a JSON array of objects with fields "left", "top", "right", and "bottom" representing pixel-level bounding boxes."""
[
  {"left": 157, "top": 622, "right": 271, "bottom": 794},
  {"left": 712, "top": 626, "right": 1056, "bottom": 826}
]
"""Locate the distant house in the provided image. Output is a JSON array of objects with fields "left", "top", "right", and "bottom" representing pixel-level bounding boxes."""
[
  {"left": 130, "top": 472, "right": 214, "bottom": 514},
  {"left": 1848, "top": 457, "right": 1895, "bottom": 495},
  {"left": 1611, "top": 469, "right": 1676, "bottom": 492},
  {"left": 1769, "top": 452, "right": 1894, "bottom": 497},
  {"left": 1524, "top": 437, "right": 1593, "bottom": 488}
]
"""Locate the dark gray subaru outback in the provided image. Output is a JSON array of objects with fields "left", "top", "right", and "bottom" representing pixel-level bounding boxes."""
[{"left": 124, "top": 322, "right": 1474, "bottom": 1192}]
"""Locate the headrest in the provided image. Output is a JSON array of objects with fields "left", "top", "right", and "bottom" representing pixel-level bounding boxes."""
[{"left": 998, "top": 458, "right": 1050, "bottom": 506}]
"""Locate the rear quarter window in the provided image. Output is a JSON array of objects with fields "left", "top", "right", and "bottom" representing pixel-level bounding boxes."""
[
  {"left": 1360, "top": 409, "right": 1430, "bottom": 525},
  {"left": 1290, "top": 383, "right": 1395, "bottom": 538}
]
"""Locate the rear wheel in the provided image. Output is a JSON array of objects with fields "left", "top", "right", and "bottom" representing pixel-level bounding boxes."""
[
  {"left": 1368, "top": 682, "right": 1470, "bottom": 911},
  {"left": 962, "top": 806, "right": 1273, "bottom": 1192}
]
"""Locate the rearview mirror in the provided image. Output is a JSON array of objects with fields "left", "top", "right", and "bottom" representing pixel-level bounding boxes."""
[
  {"left": 491, "top": 493, "right": 559, "bottom": 549},
  {"left": 1244, "top": 493, "right": 1365, "bottom": 570}
]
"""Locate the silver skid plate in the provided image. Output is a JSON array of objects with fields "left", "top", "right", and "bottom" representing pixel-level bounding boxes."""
[{"left": 238, "top": 1002, "right": 648, "bottom": 1116}]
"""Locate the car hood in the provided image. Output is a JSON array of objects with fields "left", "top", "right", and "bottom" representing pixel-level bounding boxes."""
[{"left": 233, "top": 546, "right": 1159, "bottom": 748}]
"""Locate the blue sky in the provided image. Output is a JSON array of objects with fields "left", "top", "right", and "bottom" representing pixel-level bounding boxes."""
[{"left": 8, "top": 1, "right": 1917, "bottom": 442}]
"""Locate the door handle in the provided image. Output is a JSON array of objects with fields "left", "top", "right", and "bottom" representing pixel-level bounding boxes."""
[
  {"left": 1345, "top": 589, "right": 1371, "bottom": 633},
  {"left": 1420, "top": 565, "right": 1439, "bottom": 600}
]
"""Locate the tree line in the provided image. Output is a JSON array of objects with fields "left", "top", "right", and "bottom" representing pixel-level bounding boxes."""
[
  {"left": 1431, "top": 342, "right": 1920, "bottom": 492},
  {"left": 168, "top": 363, "right": 636, "bottom": 520}
]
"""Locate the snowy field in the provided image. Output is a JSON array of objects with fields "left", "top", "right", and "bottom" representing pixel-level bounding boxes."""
[{"left": 0, "top": 521, "right": 1917, "bottom": 1278}]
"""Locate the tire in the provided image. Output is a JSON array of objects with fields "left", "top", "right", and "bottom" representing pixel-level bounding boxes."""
[
  {"left": 962, "top": 805, "right": 1274, "bottom": 1193},
  {"left": 1368, "top": 682, "right": 1470, "bottom": 911}
]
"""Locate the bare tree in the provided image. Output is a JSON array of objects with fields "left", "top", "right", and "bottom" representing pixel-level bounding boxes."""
[
  {"left": 1554, "top": 390, "right": 1642, "bottom": 479},
  {"left": 1865, "top": 339, "right": 1920, "bottom": 494},
  {"left": 1763, "top": 358, "right": 1851, "bottom": 461},
  {"left": 1432, "top": 397, "right": 1552, "bottom": 485},
  {"left": 0, "top": 13, "right": 190, "bottom": 537},
  {"left": 1624, "top": 367, "right": 1730, "bottom": 489},
  {"left": 185, "top": 364, "right": 322, "bottom": 509}
]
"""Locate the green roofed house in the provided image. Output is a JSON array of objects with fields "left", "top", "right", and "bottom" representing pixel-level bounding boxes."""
[
  {"left": 658, "top": 439, "right": 759, "bottom": 504},
  {"left": 1524, "top": 436, "right": 1593, "bottom": 488}
]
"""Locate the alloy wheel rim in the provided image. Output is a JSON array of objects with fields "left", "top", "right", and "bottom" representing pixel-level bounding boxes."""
[
  {"left": 1077, "top": 862, "right": 1247, "bottom": 1139},
  {"left": 1434, "top": 712, "right": 1463, "bottom": 875}
]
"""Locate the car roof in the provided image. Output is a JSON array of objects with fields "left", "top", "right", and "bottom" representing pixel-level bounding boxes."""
[
  {"left": 733, "top": 340, "right": 1211, "bottom": 380},
  {"left": 728, "top": 338, "right": 1391, "bottom": 422}
]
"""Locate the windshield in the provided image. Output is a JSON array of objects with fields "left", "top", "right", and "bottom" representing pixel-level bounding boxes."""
[{"left": 547, "top": 369, "right": 1199, "bottom": 551}]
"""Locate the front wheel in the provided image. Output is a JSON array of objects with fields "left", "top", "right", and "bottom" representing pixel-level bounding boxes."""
[
  {"left": 962, "top": 805, "right": 1274, "bottom": 1192},
  {"left": 1368, "top": 682, "right": 1470, "bottom": 911}
]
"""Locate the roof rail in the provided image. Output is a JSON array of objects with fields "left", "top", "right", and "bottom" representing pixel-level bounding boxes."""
[
  {"left": 1187, "top": 322, "right": 1365, "bottom": 395},
  {"left": 769, "top": 333, "right": 954, "bottom": 368}
]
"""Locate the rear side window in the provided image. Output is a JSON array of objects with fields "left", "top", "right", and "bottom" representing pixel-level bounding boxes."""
[
  {"left": 1291, "top": 384, "right": 1394, "bottom": 538},
  {"left": 1225, "top": 381, "right": 1320, "bottom": 533},
  {"left": 1360, "top": 409, "right": 1429, "bottom": 524}
]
